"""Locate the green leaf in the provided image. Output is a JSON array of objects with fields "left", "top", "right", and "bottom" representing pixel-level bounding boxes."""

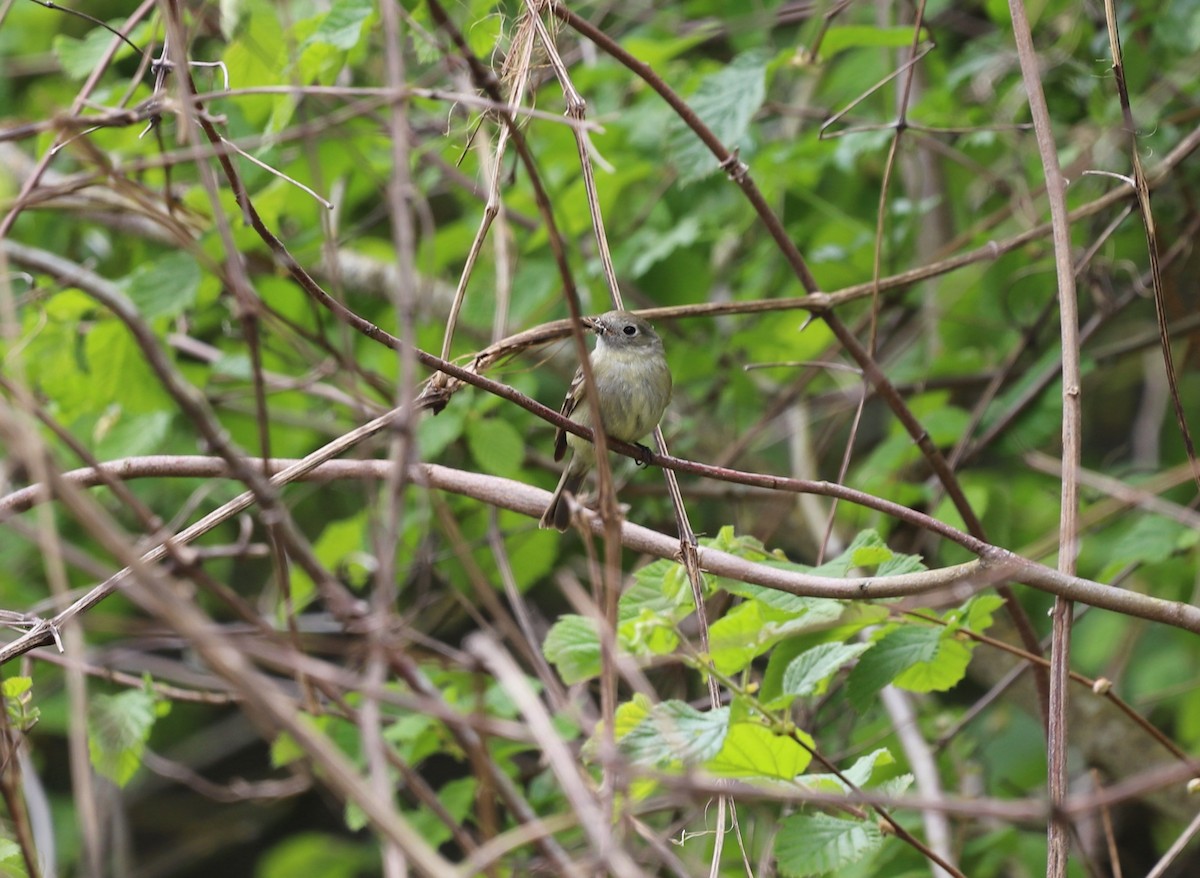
[
  {"left": 305, "top": 0, "right": 373, "bottom": 49},
  {"left": 964, "top": 594, "right": 1006, "bottom": 633},
  {"left": 706, "top": 722, "right": 813, "bottom": 780},
  {"left": 670, "top": 52, "right": 767, "bottom": 182},
  {"left": 272, "top": 714, "right": 333, "bottom": 767},
  {"left": 775, "top": 812, "right": 885, "bottom": 877},
  {"left": 782, "top": 642, "right": 872, "bottom": 698},
  {"left": 543, "top": 615, "right": 600, "bottom": 684},
  {"left": 1, "top": 677, "right": 32, "bottom": 698},
  {"left": 619, "top": 608, "right": 680, "bottom": 657},
  {"left": 290, "top": 510, "right": 369, "bottom": 613},
  {"left": 719, "top": 578, "right": 845, "bottom": 621},
  {"left": 95, "top": 411, "right": 172, "bottom": 461},
  {"left": 707, "top": 594, "right": 846, "bottom": 676},
  {"left": 465, "top": 11, "right": 503, "bottom": 59},
  {"left": 1098, "top": 515, "right": 1188, "bottom": 578},
  {"left": 847, "top": 625, "right": 974, "bottom": 709},
  {"left": 613, "top": 694, "right": 652, "bottom": 740},
  {"left": 846, "top": 626, "right": 939, "bottom": 711},
  {"left": 222, "top": 0, "right": 286, "bottom": 126},
  {"left": 89, "top": 689, "right": 159, "bottom": 786},
  {"left": 417, "top": 406, "right": 465, "bottom": 459},
  {"left": 621, "top": 23, "right": 720, "bottom": 67},
  {"left": 809, "top": 530, "right": 925, "bottom": 578},
  {"left": 851, "top": 545, "right": 894, "bottom": 568},
  {"left": 706, "top": 600, "right": 788, "bottom": 675},
  {"left": 83, "top": 321, "right": 169, "bottom": 415},
  {"left": 121, "top": 252, "right": 201, "bottom": 320},
  {"left": 53, "top": 23, "right": 139, "bottom": 79},
  {"left": 820, "top": 25, "right": 930, "bottom": 58},
  {"left": 385, "top": 713, "right": 443, "bottom": 765},
  {"left": 620, "top": 558, "right": 696, "bottom": 621},
  {"left": 0, "top": 838, "right": 21, "bottom": 863},
  {"left": 802, "top": 748, "right": 895, "bottom": 792},
  {"left": 894, "top": 636, "right": 972, "bottom": 693},
  {"left": 465, "top": 416, "right": 524, "bottom": 479},
  {"left": 618, "top": 701, "right": 729, "bottom": 766},
  {"left": 257, "top": 833, "right": 376, "bottom": 878},
  {"left": 629, "top": 216, "right": 702, "bottom": 277},
  {"left": 406, "top": 776, "right": 476, "bottom": 850}
]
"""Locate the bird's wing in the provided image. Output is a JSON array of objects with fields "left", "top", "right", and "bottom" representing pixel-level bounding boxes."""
[{"left": 553, "top": 366, "right": 584, "bottom": 461}]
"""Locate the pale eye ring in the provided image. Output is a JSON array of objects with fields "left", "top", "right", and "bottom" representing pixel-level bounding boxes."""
[{"left": 622, "top": 324, "right": 637, "bottom": 336}]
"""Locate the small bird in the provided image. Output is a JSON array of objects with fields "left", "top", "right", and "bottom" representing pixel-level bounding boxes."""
[{"left": 539, "top": 311, "right": 672, "bottom": 531}]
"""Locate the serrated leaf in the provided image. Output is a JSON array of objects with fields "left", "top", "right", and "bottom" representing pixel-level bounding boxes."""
[
  {"left": 1, "top": 677, "right": 32, "bottom": 698},
  {"left": 613, "top": 694, "right": 652, "bottom": 740},
  {"left": 619, "top": 608, "right": 680, "bottom": 657},
  {"left": 846, "top": 626, "right": 940, "bottom": 711},
  {"left": 89, "top": 689, "right": 159, "bottom": 786},
  {"left": 775, "top": 812, "right": 885, "bottom": 877},
  {"left": 121, "top": 252, "right": 200, "bottom": 319},
  {"left": 782, "top": 642, "right": 872, "bottom": 698},
  {"left": 851, "top": 546, "right": 894, "bottom": 568},
  {"left": 708, "top": 600, "right": 794, "bottom": 674},
  {"left": 289, "top": 510, "right": 370, "bottom": 613},
  {"left": 876, "top": 773, "right": 914, "bottom": 796},
  {"left": 708, "top": 596, "right": 846, "bottom": 676},
  {"left": 719, "top": 577, "right": 846, "bottom": 621},
  {"left": 629, "top": 216, "right": 702, "bottom": 277},
  {"left": 405, "top": 776, "right": 476, "bottom": 850},
  {"left": 53, "top": 25, "right": 137, "bottom": 79},
  {"left": 465, "top": 416, "right": 524, "bottom": 478},
  {"left": 306, "top": 0, "right": 373, "bottom": 49},
  {"left": 802, "top": 748, "right": 894, "bottom": 792},
  {"left": 670, "top": 52, "right": 767, "bottom": 182},
  {"left": 706, "top": 722, "right": 813, "bottom": 779},
  {"left": 0, "top": 839, "right": 21, "bottom": 862},
  {"left": 95, "top": 411, "right": 172, "bottom": 461},
  {"left": 964, "top": 594, "right": 1006, "bottom": 633},
  {"left": 847, "top": 625, "right": 974, "bottom": 709},
  {"left": 1102, "top": 515, "right": 1187, "bottom": 572},
  {"left": 618, "top": 702, "right": 729, "bottom": 766},
  {"left": 416, "top": 406, "right": 465, "bottom": 459},
  {"left": 893, "top": 636, "right": 972, "bottom": 693},
  {"left": 810, "top": 530, "right": 925, "bottom": 578},
  {"left": 543, "top": 615, "right": 600, "bottom": 684},
  {"left": 466, "top": 12, "right": 503, "bottom": 59},
  {"left": 84, "top": 321, "right": 167, "bottom": 415},
  {"left": 619, "top": 558, "right": 695, "bottom": 621}
]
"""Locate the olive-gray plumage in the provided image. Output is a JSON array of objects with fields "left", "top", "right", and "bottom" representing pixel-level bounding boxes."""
[{"left": 540, "top": 311, "right": 672, "bottom": 531}]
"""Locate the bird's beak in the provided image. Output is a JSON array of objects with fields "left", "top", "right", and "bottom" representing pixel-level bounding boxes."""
[{"left": 580, "top": 316, "right": 599, "bottom": 333}]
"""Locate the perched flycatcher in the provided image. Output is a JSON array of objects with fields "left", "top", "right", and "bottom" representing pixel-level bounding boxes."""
[{"left": 540, "top": 310, "right": 672, "bottom": 531}]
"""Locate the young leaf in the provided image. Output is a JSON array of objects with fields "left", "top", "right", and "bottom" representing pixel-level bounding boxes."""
[
  {"left": 669, "top": 52, "right": 768, "bottom": 182},
  {"left": 121, "top": 252, "right": 201, "bottom": 320},
  {"left": 465, "top": 416, "right": 524, "bottom": 479},
  {"left": 782, "top": 642, "right": 872, "bottom": 698},
  {"left": 88, "top": 689, "right": 160, "bottom": 787},
  {"left": 893, "top": 636, "right": 973, "bottom": 693},
  {"left": 775, "top": 812, "right": 885, "bottom": 877},
  {"left": 845, "top": 626, "right": 940, "bottom": 711},
  {"left": 620, "top": 558, "right": 696, "bottom": 621},
  {"left": 706, "top": 722, "right": 813, "bottom": 780},
  {"left": 543, "top": 615, "right": 601, "bottom": 684},
  {"left": 847, "top": 624, "right": 975, "bottom": 710},
  {"left": 618, "top": 702, "right": 730, "bottom": 767},
  {"left": 801, "top": 748, "right": 895, "bottom": 792}
]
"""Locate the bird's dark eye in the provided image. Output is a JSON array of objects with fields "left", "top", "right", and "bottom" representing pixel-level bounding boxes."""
[{"left": 623, "top": 324, "right": 637, "bottom": 336}]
